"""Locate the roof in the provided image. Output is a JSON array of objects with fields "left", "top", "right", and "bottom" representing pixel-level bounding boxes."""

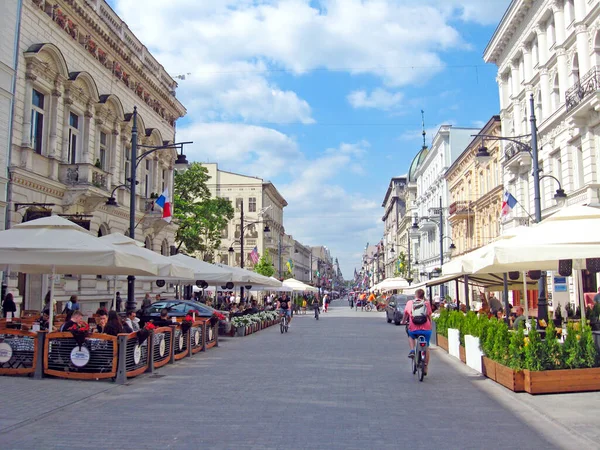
[{"left": 408, "top": 146, "right": 429, "bottom": 182}]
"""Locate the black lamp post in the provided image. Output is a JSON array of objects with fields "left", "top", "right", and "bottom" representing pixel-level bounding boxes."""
[
  {"left": 106, "top": 106, "right": 191, "bottom": 311},
  {"left": 474, "top": 94, "right": 567, "bottom": 322}
]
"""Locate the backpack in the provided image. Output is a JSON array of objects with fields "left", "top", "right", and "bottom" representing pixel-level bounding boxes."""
[{"left": 411, "top": 300, "right": 428, "bottom": 325}]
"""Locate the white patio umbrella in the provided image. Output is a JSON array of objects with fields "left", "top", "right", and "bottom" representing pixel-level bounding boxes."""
[
  {"left": 282, "top": 278, "right": 319, "bottom": 292},
  {"left": 375, "top": 277, "right": 410, "bottom": 292},
  {"left": 169, "top": 254, "right": 233, "bottom": 284},
  {"left": 0, "top": 216, "right": 159, "bottom": 329},
  {"left": 100, "top": 234, "right": 195, "bottom": 280},
  {"left": 214, "top": 264, "right": 282, "bottom": 287}
]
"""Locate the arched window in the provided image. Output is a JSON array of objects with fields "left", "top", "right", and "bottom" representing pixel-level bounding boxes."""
[
  {"left": 551, "top": 74, "right": 561, "bottom": 111},
  {"left": 536, "top": 90, "right": 543, "bottom": 122},
  {"left": 145, "top": 236, "right": 152, "bottom": 250},
  {"left": 161, "top": 240, "right": 170, "bottom": 256},
  {"left": 97, "top": 223, "right": 110, "bottom": 237},
  {"left": 571, "top": 52, "right": 580, "bottom": 86},
  {"left": 593, "top": 31, "right": 600, "bottom": 67}
]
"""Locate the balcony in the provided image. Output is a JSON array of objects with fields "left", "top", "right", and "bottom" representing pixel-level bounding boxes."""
[
  {"left": 59, "top": 163, "right": 109, "bottom": 191},
  {"left": 503, "top": 142, "right": 531, "bottom": 171},
  {"left": 565, "top": 66, "right": 600, "bottom": 112},
  {"left": 448, "top": 201, "right": 472, "bottom": 219}
]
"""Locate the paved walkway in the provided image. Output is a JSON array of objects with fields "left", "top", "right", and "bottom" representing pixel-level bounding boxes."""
[{"left": 0, "top": 299, "right": 598, "bottom": 449}]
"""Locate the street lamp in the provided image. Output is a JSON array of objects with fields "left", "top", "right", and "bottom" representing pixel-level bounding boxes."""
[
  {"left": 388, "top": 240, "right": 413, "bottom": 284},
  {"left": 474, "top": 93, "right": 567, "bottom": 322},
  {"left": 106, "top": 106, "right": 191, "bottom": 311}
]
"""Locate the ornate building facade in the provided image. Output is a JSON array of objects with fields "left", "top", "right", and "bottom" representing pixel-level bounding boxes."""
[
  {"left": 485, "top": 0, "right": 600, "bottom": 303},
  {"left": 381, "top": 176, "right": 407, "bottom": 279},
  {"left": 201, "top": 163, "right": 288, "bottom": 273},
  {"left": 447, "top": 116, "right": 503, "bottom": 257},
  {"left": 7, "top": 0, "right": 186, "bottom": 312}
]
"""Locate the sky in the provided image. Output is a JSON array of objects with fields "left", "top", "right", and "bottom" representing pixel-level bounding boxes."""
[{"left": 109, "top": 0, "right": 511, "bottom": 279}]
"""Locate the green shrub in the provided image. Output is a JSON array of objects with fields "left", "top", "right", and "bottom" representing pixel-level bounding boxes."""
[
  {"left": 580, "top": 322, "right": 597, "bottom": 368},
  {"left": 492, "top": 321, "right": 511, "bottom": 365},
  {"left": 481, "top": 318, "right": 498, "bottom": 358},
  {"left": 434, "top": 308, "right": 450, "bottom": 337},
  {"left": 524, "top": 325, "right": 544, "bottom": 371},
  {"left": 508, "top": 327, "right": 526, "bottom": 370},
  {"left": 543, "top": 321, "right": 563, "bottom": 370}
]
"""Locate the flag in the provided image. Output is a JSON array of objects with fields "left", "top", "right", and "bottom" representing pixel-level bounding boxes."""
[
  {"left": 155, "top": 188, "right": 172, "bottom": 223},
  {"left": 501, "top": 190, "right": 517, "bottom": 218},
  {"left": 250, "top": 246, "right": 260, "bottom": 264},
  {"left": 286, "top": 259, "right": 293, "bottom": 273}
]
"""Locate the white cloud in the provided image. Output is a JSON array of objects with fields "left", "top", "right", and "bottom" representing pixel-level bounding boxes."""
[
  {"left": 444, "top": 0, "right": 511, "bottom": 26},
  {"left": 177, "top": 123, "right": 301, "bottom": 179},
  {"left": 347, "top": 88, "right": 404, "bottom": 110}
]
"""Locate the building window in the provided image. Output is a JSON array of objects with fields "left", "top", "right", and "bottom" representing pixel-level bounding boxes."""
[
  {"left": 236, "top": 198, "right": 243, "bottom": 211},
  {"left": 161, "top": 169, "right": 166, "bottom": 192},
  {"left": 249, "top": 197, "right": 257, "bottom": 212},
  {"left": 99, "top": 131, "right": 107, "bottom": 170},
  {"left": 574, "top": 145, "right": 584, "bottom": 189},
  {"left": 68, "top": 112, "right": 79, "bottom": 164},
  {"left": 145, "top": 159, "right": 151, "bottom": 198},
  {"left": 551, "top": 75, "right": 560, "bottom": 111},
  {"left": 31, "top": 89, "right": 45, "bottom": 154},
  {"left": 124, "top": 146, "right": 131, "bottom": 184}
]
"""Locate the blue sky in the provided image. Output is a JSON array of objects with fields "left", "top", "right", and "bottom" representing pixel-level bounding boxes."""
[{"left": 110, "top": 0, "right": 511, "bottom": 278}]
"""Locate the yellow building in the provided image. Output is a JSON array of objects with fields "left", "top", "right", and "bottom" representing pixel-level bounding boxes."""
[{"left": 447, "top": 116, "right": 503, "bottom": 257}]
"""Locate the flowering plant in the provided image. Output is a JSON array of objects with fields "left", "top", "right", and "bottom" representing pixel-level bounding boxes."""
[
  {"left": 68, "top": 322, "right": 89, "bottom": 333},
  {"left": 144, "top": 322, "right": 156, "bottom": 331}
]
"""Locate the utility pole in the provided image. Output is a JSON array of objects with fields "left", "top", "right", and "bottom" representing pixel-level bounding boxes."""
[{"left": 240, "top": 201, "right": 245, "bottom": 301}]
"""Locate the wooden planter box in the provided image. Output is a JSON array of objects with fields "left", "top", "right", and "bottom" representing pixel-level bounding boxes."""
[
  {"left": 459, "top": 345, "right": 466, "bottom": 363},
  {"left": 495, "top": 362, "right": 524, "bottom": 392},
  {"left": 523, "top": 367, "right": 600, "bottom": 394},
  {"left": 437, "top": 334, "right": 448, "bottom": 352},
  {"left": 482, "top": 357, "right": 496, "bottom": 381}
]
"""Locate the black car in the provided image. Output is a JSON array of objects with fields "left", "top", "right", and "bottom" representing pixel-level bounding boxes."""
[
  {"left": 140, "top": 300, "right": 229, "bottom": 332},
  {"left": 385, "top": 294, "right": 415, "bottom": 325}
]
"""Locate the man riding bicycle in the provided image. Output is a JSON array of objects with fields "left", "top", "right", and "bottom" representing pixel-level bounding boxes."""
[
  {"left": 402, "top": 288, "right": 433, "bottom": 375},
  {"left": 277, "top": 294, "right": 292, "bottom": 327}
]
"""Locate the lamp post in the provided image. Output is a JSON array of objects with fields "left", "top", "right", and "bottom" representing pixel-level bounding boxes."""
[
  {"left": 107, "top": 107, "right": 191, "bottom": 311},
  {"left": 474, "top": 94, "right": 567, "bottom": 322},
  {"left": 388, "top": 239, "right": 413, "bottom": 284}
]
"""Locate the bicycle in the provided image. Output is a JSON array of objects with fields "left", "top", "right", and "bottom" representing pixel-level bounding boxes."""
[
  {"left": 411, "top": 334, "right": 428, "bottom": 382},
  {"left": 364, "top": 302, "right": 374, "bottom": 312},
  {"left": 280, "top": 311, "right": 289, "bottom": 333}
]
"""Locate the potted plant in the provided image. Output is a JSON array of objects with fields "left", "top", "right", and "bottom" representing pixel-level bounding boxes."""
[{"left": 68, "top": 321, "right": 90, "bottom": 350}]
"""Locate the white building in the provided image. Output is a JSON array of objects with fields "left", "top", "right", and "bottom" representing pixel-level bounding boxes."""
[
  {"left": 410, "top": 126, "right": 479, "bottom": 296},
  {"left": 7, "top": 0, "right": 186, "bottom": 313},
  {"left": 381, "top": 176, "right": 408, "bottom": 279},
  {"left": 485, "top": 0, "right": 600, "bottom": 304},
  {"left": 201, "top": 163, "right": 287, "bottom": 272}
]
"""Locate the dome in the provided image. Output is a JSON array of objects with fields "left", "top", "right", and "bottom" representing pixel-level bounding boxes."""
[{"left": 408, "top": 146, "right": 428, "bottom": 182}]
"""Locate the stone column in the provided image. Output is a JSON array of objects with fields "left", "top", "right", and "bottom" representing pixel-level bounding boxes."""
[
  {"left": 574, "top": 0, "right": 587, "bottom": 22},
  {"left": 510, "top": 62, "right": 521, "bottom": 134},
  {"left": 556, "top": 47, "right": 569, "bottom": 103},
  {"left": 540, "top": 67, "right": 551, "bottom": 119},
  {"left": 21, "top": 72, "right": 35, "bottom": 148},
  {"left": 553, "top": 1, "right": 566, "bottom": 46},
  {"left": 575, "top": 23, "right": 590, "bottom": 75},
  {"left": 48, "top": 85, "right": 61, "bottom": 160},
  {"left": 523, "top": 44, "right": 533, "bottom": 83},
  {"left": 61, "top": 95, "right": 73, "bottom": 163},
  {"left": 536, "top": 26, "right": 548, "bottom": 66},
  {"left": 109, "top": 128, "right": 119, "bottom": 188},
  {"left": 496, "top": 74, "right": 505, "bottom": 111},
  {"left": 82, "top": 108, "right": 92, "bottom": 164}
]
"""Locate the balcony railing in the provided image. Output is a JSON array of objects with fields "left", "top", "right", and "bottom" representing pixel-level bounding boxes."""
[
  {"left": 565, "top": 66, "right": 600, "bottom": 112},
  {"left": 59, "top": 163, "right": 109, "bottom": 191},
  {"left": 448, "top": 201, "right": 472, "bottom": 216}
]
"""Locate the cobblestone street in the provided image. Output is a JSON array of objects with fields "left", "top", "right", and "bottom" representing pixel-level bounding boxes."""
[{"left": 0, "top": 299, "right": 598, "bottom": 450}]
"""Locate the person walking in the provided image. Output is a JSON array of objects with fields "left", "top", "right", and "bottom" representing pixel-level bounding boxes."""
[
  {"left": 115, "top": 292, "right": 123, "bottom": 312},
  {"left": 2, "top": 293, "right": 17, "bottom": 318}
]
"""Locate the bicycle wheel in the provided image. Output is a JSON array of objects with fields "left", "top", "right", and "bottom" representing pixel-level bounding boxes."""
[
  {"left": 411, "top": 355, "right": 417, "bottom": 374},
  {"left": 280, "top": 317, "right": 285, "bottom": 333},
  {"left": 417, "top": 353, "right": 425, "bottom": 382}
]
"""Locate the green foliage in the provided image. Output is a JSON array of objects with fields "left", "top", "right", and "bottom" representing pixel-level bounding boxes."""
[
  {"left": 434, "top": 308, "right": 450, "bottom": 337},
  {"left": 560, "top": 322, "right": 596, "bottom": 369},
  {"left": 492, "top": 321, "right": 511, "bottom": 365},
  {"left": 481, "top": 318, "right": 498, "bottom": 359},
  {"left": 580, "top": 323, "right": 597, "bottom": 369},
  {"left": 460, "top": 311, "right": 479, "bottom": 345},
  {"left": 447, "top": 310, "right": 464, "bottom": 331},
  {"left": 508, "top": 327, "right": 526, "bottom": 370},
  {"left": 543, "top": 321, "right": 563, "bottom": 370},
  {"left": 562, "top": 322, "right": 582, "bottom": 369},
  {"left": 524, "top": 325, "right": 544, "bottom": 371},
  {"left": 254, "top": 249, "right": 275, "bottom": 277},
  {"left": 173, "top": 163, "right": 235, "bottom": 258}
]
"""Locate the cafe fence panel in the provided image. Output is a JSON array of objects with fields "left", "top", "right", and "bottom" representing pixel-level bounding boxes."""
[
  {"left": 190, "top": 321, "right": 205, "bottom": 354},
  {"left": 206, "top": 320, "right": 218, "bottom": 349},
  {"left": 0, "top": 329, "right": 38, "bottom": 375},
  {"left": 173, "top": 327, "right": 189, "bottom": 360},
  {"left": 44, "top": 332, "right": 117, "bottom": 380},
  {"left": 124, "top": 332, "right": 150, "bottom": 377},
  {"left": 152, "top": 327, "right": 173, "bottom": 369}
]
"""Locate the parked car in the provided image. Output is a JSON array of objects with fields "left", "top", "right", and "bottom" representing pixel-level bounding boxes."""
[
  {"left": 385, "top": 294, "right": 415, "bottom": 325},
  {"left": 139, "top": 300, "right": 229, "bottom": 332}
]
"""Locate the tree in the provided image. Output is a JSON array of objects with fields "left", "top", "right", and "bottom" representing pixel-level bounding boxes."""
[
  {"left": 173, "top": 163, "right": 234, "bottom": 259},
  {"left": 254, "top": 249, "right": 275, "bottom": 277}
]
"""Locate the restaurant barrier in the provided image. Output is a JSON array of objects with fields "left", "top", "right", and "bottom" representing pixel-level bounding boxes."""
[
  {"left": 190, "top": 321, "right": 206, "bottom": 354},
  {"left": 206, "top": 320, "right": 218, "bottom": 349},
  {"left": 173, "top": 326, "right": 190, "bottom": 361},
  {"left": 152, "top": 326, "right": 173, "bottom": 369},
  {"left": 115, "top": 332, "right": 150, "bottom": 384},
  {"left": 44, "top": 332, "right": 117, "bottom": 380},
  {"left": 0, "top": 329, "right": 39, "bottom": 376}
]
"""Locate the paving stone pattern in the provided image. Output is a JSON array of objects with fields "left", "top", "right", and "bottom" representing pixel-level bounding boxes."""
[{"left": 0, "top": 299, "right": 590, "bottom": 449}]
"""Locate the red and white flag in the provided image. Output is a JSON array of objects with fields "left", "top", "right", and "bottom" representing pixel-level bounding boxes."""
[
  {"left": 155, "top": 188, "right": 172, "bottom": 223},
  {"left": 250, "top": 246, "right": 260, "bottom": 264}
]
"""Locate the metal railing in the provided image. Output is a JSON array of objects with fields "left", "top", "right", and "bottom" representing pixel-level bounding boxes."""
[
  {"left": 566, "top": 66, "right": 600, "bottom": 112},
  {"left": 152, "top": 327, "right": 173, "bottom": 369},
  {"left": 0, "top": 330, "right": 39, "bottom": 375},
  {"left": 448, "top": 201, "right": 472, "bottom": 216}
]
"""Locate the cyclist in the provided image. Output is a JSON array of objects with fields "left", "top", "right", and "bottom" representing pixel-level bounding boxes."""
[
  {"left": 367, "top": 292, "right": 376, "bottom": 311},
  {"left": 277, "top": 293, "right": 292, "bottom": 328},
  {"left": 402, "top": 288, "right": 433, "bottom": 375}
]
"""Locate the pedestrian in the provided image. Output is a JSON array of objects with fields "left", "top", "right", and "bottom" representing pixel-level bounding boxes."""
[
  {"left": 323, "top": 294, "right": 330, "bottom": 312},
  {"left": 2, "top": 293, "right": 17, "bottom": 318},
  {"left": 142, "top": 293, "right": 152, "bottom": 309},
  {"left": 115, "top": 291, "right": 123, "bottom": 312},
  {"left": 593, "top": 287, "right": 600, "bottom": 304}
]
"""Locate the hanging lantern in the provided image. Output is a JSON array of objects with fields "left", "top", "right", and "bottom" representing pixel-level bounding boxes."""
[
  {"left": 508, "top": 271, "right": 519, "bottom": 281},
  {"left": 527, "top": 270, "right": 542, "bottom": 281},
  {"left": 558, "top": 260, "right": 572, "bottom": 277},
  {"left": 586, "top": 258, "right": 600, "bottom": 273}
]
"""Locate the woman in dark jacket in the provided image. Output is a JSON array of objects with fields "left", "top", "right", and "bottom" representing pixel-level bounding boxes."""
[
  {"left": 2, "top": 293, "right": 17, "bottom": 318},
  {"left": 104, "top": 311, "right": 124, "bottom": 336}
]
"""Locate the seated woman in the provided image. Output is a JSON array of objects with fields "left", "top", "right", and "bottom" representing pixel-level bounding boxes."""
[{"left": 104, "top": 311, "right": 124, "bottom": 336}]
